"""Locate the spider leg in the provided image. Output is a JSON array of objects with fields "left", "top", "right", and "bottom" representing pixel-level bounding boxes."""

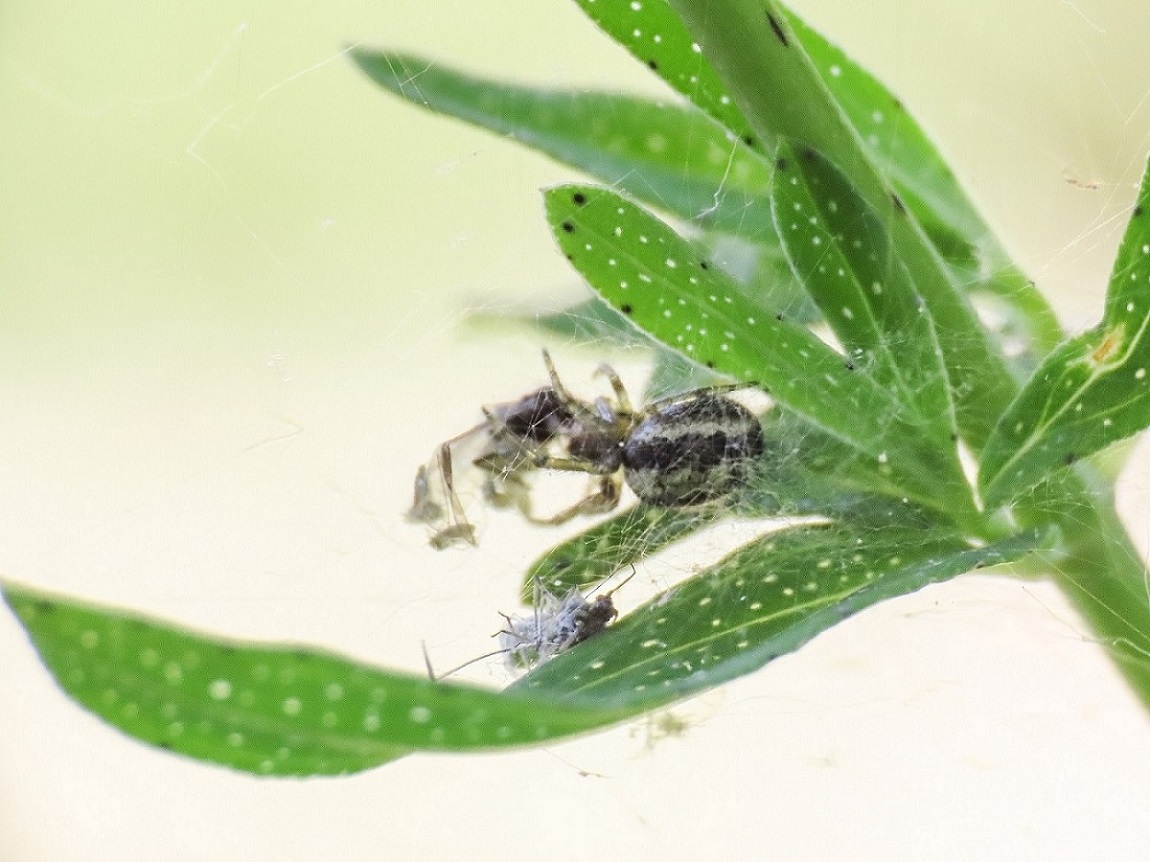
[
  {"left": 524, "top": 473, "right": 622, "bottom": 526},
  {"left": 594, "top": 362, "right": 634, "bottom": 414},
  {"left": 428, "top": 442, "right": 478, "bottom": 549},
  {"left": 541, "top": 349, "right": 609, "bottom": 428},
  {"left": 530, "top": 454, "right": 618, "bottom": 474}
]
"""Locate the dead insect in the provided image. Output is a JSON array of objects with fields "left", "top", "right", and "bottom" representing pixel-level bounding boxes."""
[{"left": 425, "top": 571, "right": 636, "bottom": 680}]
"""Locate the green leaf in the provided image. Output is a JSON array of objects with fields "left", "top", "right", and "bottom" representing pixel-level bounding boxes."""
[
  {"left": 979, "top": 157, "right": 1150, "bottom": 507},
  {"left": 514, "top": 523, "right": 1046, "bottom": 707},
  {"left": 571, "top": 0, "right": 759, "bottom": 148},
  {"left": 770, "top": 143, "right": 956, "bottom": 436},
  {"left": 663, "top": 0, "right": 1017, "bottom": 449},
  {"left": 747, "top": 409, "right": 953, "bottom": 519},
  {"left": 779, "top": 6, "right": 1063, "bottom": 359},
  {"left": 522, "top": 505, "right": 722, "bottom": 601},
  {"left": 545, "top": 182, "right": 976, "bottom": 520},
  {"left": 573, "top": 0, "right": 1056, "bottom": 336},
  {"left": 350, "top": 48, "right": 772, "bottom": 236},
  {"left": 778, "top": 8, "right": 983, "bottom": 257},
  {"left": 573, "top": 0, "right": 987, "bottom": 260},
  {"left": 2, "top": 583, "right": 631, "bottom": 776},
  {"left": 351, "top": 16, "right": 1060, "bottom": 375}
]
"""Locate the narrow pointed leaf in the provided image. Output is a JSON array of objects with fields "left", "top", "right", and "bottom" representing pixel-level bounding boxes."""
[
  {"left": 350, "top": 48, "right": 772, "bottom": 235},
  {"left": 514, "top": 524, "right": 1045, "bottom": 707},
  {"left": 771, "top": 143, "right": 956, "bottom": 437},
  {"left": 980, "top": 158, "right": 1150, "bottom": 506},
  {"left": 664, "top": 0, "right": 1016, "bottom": 449},
  {"left": 571, "top": 0, "right": 759, "bottom": 147},
  {"left": 2, "top": 584, "right": 633, "bottom": 776},
  {"left": 522, "top": 505, "right": 721, "bottom": 601},
  {"left": 574, "top": 0, "right": 1061, "bottom": 358},
  {"left": 779, "top": 6, "right": 1064, "bottom": 360},
  {"left": 778, "top": 9, "right": 981, "bottom": 254},
  {"left": 545, "top": 182, "right": 975, "bottom": 517},
  {"left": 576, "top": 0, "right": 985, "bottom": 252}
]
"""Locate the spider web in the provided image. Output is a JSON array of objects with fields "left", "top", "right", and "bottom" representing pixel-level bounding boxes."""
[{"left": 4, "top": 1, "right": 1150, "bottom": 859}]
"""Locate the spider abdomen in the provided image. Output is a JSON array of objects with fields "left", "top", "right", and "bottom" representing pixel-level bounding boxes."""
[{"left": 622, "top": 395, "right": 763, "bottom": 507}]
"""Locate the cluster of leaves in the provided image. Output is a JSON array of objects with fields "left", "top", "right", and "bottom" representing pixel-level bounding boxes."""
[{"left": 6, "top": 0, "right": 1150, "bottom": 776}]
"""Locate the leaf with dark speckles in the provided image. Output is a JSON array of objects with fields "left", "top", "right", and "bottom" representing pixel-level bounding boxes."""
[
  {"left": 571, "top": 0, "right": 758, "bottom": 147},
  {"left": 665, "top": 0, "right": 1017, "bottom": 450},
  {"left": 770, "top": 142, "right": 956, "bottom": 441},
  {"left": 545, "top": 182, "right": 976, "bottom": 519},
  {"left": 571, "top": 0, "right": 1062, "bottom": 365}
]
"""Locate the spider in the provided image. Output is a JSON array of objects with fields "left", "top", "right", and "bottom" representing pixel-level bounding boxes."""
[{"left": 409, "top": 351, "right": 764, "bottom": 549}]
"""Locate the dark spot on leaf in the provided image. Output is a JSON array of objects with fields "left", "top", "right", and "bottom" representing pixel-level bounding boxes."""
[
  {"left": 845, "top": 362, "right": 856, "bottom": 371},
  {"left": 620, "top": 303, "right": 633, "bottom": 315},
  {"left": 892, "top": 97, "right": 904, "bottom": 110},
  {"left": 766, "top": 12, "right": 789, "bottom": 46},
  {"left": 33, "top": 599, "right": 56, "bottom": 614},
  {"left": 891, "top": 193, "right": 906, "bottom": 214},
  {"left": 1064, "top": 452, "right": 1077, "bottom": 466},
  {"left": 775, "top": 312, "right": 784, "bottom": 321},
  {"left": 950, "top": 432, "right": 959, "bottom": 442},
  {"left": 572, "top": 192, "right": 587, "bottom": 206},
  {"left": 743, "top": 135, "right": 755, "bottom": 148},
  {"left": 565, "top": 254, "right": 573, "bottom": 262},
  {"left": 699, "top": 260, "right": 710, "bottom": 270},
  {"left": 157, "top": 741, "right": 173, "bottom": 750},
  {"left": 799, "top": 146, "right": 817, "bottom": 162},
  {"left": 561, "top": 221, "right": 575, "bottom": 233},
  {"left": 647, "top": 59, "right": 658, "bottom": 70},
  {"left": 1135, "top": 205, "right": 1144, "bottom": 217},
  {"left": 705, "top": 361, "right": 715, "bottom": 369},
  {"left": 774, "top": 156, "right": 788, "bottom": 172}
]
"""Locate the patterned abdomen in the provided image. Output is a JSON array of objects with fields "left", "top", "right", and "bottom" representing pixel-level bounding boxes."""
[{"left": 622, "top": 395, "right": 763, "bottom": 507}]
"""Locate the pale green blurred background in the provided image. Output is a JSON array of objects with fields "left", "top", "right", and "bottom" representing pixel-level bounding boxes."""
[{"left": 3, "top": 1, "right": 1150, "bottom": 859}]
